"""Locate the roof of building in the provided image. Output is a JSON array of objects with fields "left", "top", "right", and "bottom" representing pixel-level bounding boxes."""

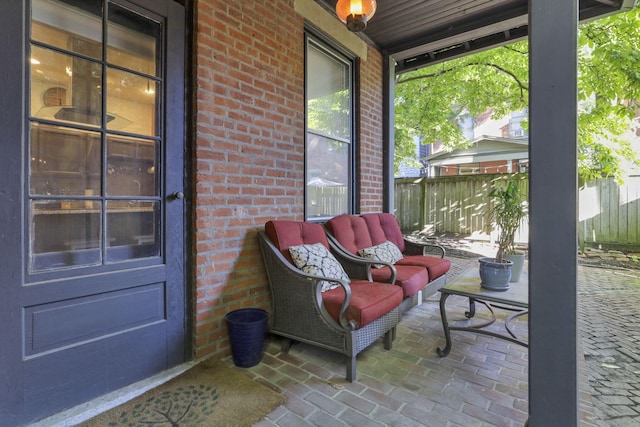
[{"left": 425, "top": 135, "right": 528, "bottom": 166}]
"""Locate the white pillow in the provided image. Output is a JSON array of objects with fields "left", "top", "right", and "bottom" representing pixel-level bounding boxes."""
[
  {"left": 358, "top": 240, "right": 404, "bottom": 268},
  {"left": 289, "top": 243, "right": 349, "bottom": 292}
]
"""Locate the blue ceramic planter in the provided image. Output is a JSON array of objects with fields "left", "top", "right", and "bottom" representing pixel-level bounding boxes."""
[{"left": 478, "top": 257, "right": 513, "bottom": 291}]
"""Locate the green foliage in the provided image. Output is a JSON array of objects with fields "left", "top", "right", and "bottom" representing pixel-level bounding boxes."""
[
  {"left": 395, "top": 6, "right": 640, "bottom": 181},
  {"left": 487, "top": 175, "right": 528, "bottom": 262},
  {"left": 394, "top": 126, "right": 422, "bottom": 174},
  {"left": 308, "top": 90, "right": 350, "bottom": 139}
]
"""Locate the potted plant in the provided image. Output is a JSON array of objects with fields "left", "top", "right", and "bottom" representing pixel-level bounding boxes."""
[{"left": 479, "top": 175, "right": 528, "bottom": 290}]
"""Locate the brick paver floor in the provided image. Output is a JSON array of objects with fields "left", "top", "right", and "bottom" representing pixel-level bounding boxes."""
[
  {"left": 235, "top": 256, "right": 531, "bottom": 426},
  {"left": 233, "top": 257, "right": 640, "bottom": 426},
  {"left": 578, "top": 265, "right": 640, "bottom": 426}
]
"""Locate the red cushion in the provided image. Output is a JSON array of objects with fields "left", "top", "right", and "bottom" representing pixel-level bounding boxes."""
[
  {"left": 265, "top": 220, "right": 330, "bottom": 263},
  {"left": 325, "top": 214, "right": 373, "bottom": 255},
  {"left": 396, "top": 256, "right": 451, "bottom": 281},
  {"left": 360, "top": 213, "right": 406, "bottom": 252},
  {"left": 321, "top": 280, "right": 403, "bottom": 328},
  {"left": 370, "top": 264, "right": 428, "bottom": 298}
]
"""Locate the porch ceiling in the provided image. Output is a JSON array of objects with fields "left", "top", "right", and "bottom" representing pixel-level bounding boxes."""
[{"left": 317, "top": 0, "right": 637, "bottom": 74}]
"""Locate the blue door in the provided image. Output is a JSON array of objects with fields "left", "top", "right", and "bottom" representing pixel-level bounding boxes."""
[{"left": 0, "top": 1, "right": 187, "bottom": 425}]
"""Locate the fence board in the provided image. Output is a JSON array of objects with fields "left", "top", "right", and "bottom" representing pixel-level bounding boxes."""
[
  {"left": 619, "top": 181, "right": 628, "bottom": 242},
  {"left": 628, "top": 183, "right": 636, "bottom": 243}
]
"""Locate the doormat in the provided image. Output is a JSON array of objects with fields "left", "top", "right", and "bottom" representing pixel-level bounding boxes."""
[{"left": 79, "top": 359, "right": 285, "bottom": 427}]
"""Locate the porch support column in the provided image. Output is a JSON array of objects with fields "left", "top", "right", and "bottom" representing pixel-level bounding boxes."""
[
  {"left": 528, "top": 0, "right": 578, "bottom": 425},
  {"left": 382, "top": 53, "right": 395, "bottom": 213}
]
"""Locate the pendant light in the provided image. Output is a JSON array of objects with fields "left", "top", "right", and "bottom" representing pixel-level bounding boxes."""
[{"left": 335, "top": 0, "right": 377, "bottom": 32}]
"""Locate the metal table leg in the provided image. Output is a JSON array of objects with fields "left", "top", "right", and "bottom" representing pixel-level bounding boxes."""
[
  {"left": 465, "top": 297, "right": 476, "bottom": 318},
  {"left": 436, "top": 293, "right": 452, "bottom": 357},
  {"left": 437, "top": 294, "right": 527, "bottom": 357}
]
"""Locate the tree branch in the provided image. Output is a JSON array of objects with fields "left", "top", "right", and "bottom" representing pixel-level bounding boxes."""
[{"left": 397, "top": 62, "right": 528, "bottom": 100}]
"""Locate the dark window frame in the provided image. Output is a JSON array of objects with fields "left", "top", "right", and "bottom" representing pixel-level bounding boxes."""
[{"left": 303, "top": 30, "right": 357, "bottom": 221}]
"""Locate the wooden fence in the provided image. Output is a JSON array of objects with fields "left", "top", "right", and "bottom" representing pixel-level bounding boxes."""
[
  {"left": 579, "top": 175, "right": 640, "bottom": 249},
  {"left": 307, "top": 186, "right": 348, "bottom": 219},
  {"left": 395, "top": 174, "right": 640, "bottom": 250}
]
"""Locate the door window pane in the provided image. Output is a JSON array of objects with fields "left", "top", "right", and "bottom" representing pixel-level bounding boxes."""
[
  {"left": 106, "top": 68, "right": 156, "bottom": 135},
  {"left": 305, "top": 38, "right": 353, "bottom": 219},
  {"left": 107, "top": 3, "right": 159, "bottom": 76},
  {"left": 107, "top": 135, "right": 158, "bottom": 197},
  {"left": 30, "top": 200, "right": 102, "bottom": 271},
  {"left": 31, "top": 0, "right": 103, "bottom": 60},
  {"left": 30, "top": 46, "right": 103, "bottom": 127},
  {"left": 30, "top": 124, "right": 101, "bottom": 196},
  {"left": 106, "top": 201, "right": 159, "bottom": 262}
]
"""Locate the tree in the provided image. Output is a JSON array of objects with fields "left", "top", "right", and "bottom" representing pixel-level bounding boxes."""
[
  {"left": 393, "top": 125, "right": 422, "bottom": 175},
  {"left": 395, "top": 5, "right": 640, "bottom": 181}
]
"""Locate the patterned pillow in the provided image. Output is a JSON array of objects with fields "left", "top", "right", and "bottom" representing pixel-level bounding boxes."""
[
  {"left": 289, "top": 243, "right": 349, "bottom": 292},
  {"left": 358, "top": 240, "right": 404, "bottom": 268}
]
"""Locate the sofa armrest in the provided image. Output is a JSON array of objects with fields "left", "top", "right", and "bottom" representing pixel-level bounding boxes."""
[
  {"left": 404, "top": 238, "right": 446, "bottom": 258},
  {"left": 258, "top": 231, "right": 356, "bottom": 331},
  {"left": 325, "top": 232, "right": 398, "bottom": 285}
]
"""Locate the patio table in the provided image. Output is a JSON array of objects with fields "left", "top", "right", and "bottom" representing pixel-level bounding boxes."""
[{"left": 437, "top": 266, "right": 528, "bottom": 357}]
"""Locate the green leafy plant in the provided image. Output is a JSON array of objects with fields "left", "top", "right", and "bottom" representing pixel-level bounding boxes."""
[{"left": 488, "top": 175, "right": 528, "bottom": 263}]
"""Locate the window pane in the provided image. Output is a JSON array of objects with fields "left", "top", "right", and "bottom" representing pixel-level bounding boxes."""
[
  {"left": 306, "top": 133, "right": 349, "bottom": 218},
  {"left": 30, "top": 200, "right": 101, "bottom": 272},
  {"left": 106, "top": 201, "right": 159, "bottom": 262},
  {"left": 305, "top": 38, "right": 352, "bottom": 219},
  {"left": 107, "top": 3, "right": 159, "bottom": 76},
  {"left": 32, "top": 0, "right": 103, "bottom": 59},
  {"left": 30, "top": 46, "right": 103, "bottom": 127},
  {"left": 30, "top": 124, "right": 101, "bottom": 196},
  {"left": 106, "top": 68, "right": 156, "bottom": 135},
  {"left": 306, "top": 43, "right": 350, "bottom": 140},
  {"left": 28, "top": 0, "right": 164, "bottom": 273},
  {"left": 107, "top": 135, "right": 158, "bottom": 197}
]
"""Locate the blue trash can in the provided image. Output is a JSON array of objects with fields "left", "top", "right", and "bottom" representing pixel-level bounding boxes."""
[{"left": 225, "top": 308, "right": 268, "bottom": 368}]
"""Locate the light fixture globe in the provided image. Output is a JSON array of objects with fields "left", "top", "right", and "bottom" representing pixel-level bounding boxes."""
[{"left": 336, "top": 0, "right": 377, "bottom": 32}]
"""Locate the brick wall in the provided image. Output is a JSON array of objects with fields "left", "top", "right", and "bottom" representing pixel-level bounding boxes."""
[{"left": 193, "top": 0, "right": 385, "bottom": 359}]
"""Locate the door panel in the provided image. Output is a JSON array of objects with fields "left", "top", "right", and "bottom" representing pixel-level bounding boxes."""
[
  {"left": 24, "top": 282, "right": 166, "bottom": 355},
  {"left": 23, "top": 323, "right": 168, "bottom": 416},
  {"left": 0, "top": 0, "right": 187, "bottom": 424}
]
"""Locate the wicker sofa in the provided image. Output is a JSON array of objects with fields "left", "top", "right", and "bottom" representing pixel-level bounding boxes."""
[
  {"left": 258, "top": 220, "right": 404, "bottom": 382},
  {"left": 325, "top": 213, "right": 451, "bottom": 311}
]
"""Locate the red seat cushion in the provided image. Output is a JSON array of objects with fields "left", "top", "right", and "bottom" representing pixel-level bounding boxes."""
[
  {"left": 370, "top": 264, "right": 428, "bottom": 298},
  {"left": 321, "top": 280, "right": 403, "bottom": 328},
  {"left": 397, "top": 256, "right": 451, "bottom": 281}
]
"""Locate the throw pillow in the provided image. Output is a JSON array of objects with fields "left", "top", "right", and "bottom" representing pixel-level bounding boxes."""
[
  {"left": 289, "top": 243, "right": 349, "bottom": 292},
  {"left": 358, "top": 240, "right": 404, "bottom": 268}
]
